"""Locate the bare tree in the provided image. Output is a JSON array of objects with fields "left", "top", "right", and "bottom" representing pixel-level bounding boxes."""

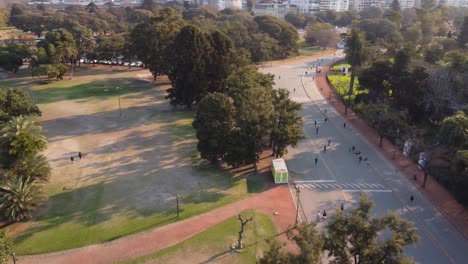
[{"left": 236, "top": 214, "right": 253, "bottom": 249}]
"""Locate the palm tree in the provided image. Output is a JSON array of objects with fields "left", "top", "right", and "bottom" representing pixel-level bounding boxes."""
[
  {"left": 0, "top": 176, "right": 44, "bottom": 222},
  {"left": 1, "top": 116, "right": 47, "bottom": 159},
  {"left": 344, "top": 28, "right": 365, "bottom": 115},
  {"left": 12, "top": 154, "right": 51, "bottom": 184},
  {"left": 2, "top": 115, "right": 45, "bottom": 142},
  {"left": 56, "top": 42, "right": 78, "bottom": 80}
]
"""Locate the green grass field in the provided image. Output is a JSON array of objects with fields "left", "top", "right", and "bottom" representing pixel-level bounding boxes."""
[
  {"left": 3, "top": 67, "right": 268, "bottom": 255},
  {"left": 327, "top": 74, "right": 367, "bottom": 102},
  {"left": 122, "top": 209, "right": 277, "bottom": 264}
]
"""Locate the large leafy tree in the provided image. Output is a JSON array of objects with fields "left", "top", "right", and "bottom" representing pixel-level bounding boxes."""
[
  {"left": 344, "top": 28, "right": 366, "bottom": 114},
  {"left": 167, "top": 25, "right": 212, "bottom": 108},
  {"left": 11, "top": 154, "right": 51, "bottom": 184},
  {"left": 439, "top": 111, "right": 468, "bottom": 151},
  {"left": 254, "top": 15, "right": 299, "bottom": 58},
  {"left": 0, "top": 175, "right": 44, "bottom": 223},
  {"left": 0, "top": 88, "right": 41, "bottom": 124},
  {"left": 206, "top": 31, "right": 234, "bottom": 94},
  {"left": 258, "top": 222, "right": 325, "bottom": 264},
  {"left": 271, "top": 89, "right": 304, "bottom": 158},
  {"left": 192, "top": 93, "right": 236, "bottom": 164},
  {"left": 325, "top": 192, "right": 419, "bottom": 263},
  {"left": 0, "top": 42, "right": 31, "bottom": 73},
  {"left": 129, "top": 7, "right": 184, "bottom": 79}
]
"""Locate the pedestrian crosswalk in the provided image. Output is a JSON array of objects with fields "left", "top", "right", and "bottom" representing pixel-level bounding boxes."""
[
  {"left": 296, "top": 182, "right": 391, "bottom": 192},
  {"left": 291, "top": 96, "right": 310, "bottom": 103}
]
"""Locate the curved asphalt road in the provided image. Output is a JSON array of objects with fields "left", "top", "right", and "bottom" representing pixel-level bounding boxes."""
[{"left": 260, "top": 54, "right": 468, "bottom": 263}]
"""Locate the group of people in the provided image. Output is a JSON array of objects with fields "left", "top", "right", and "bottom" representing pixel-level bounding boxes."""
[
  {"left": 70, "top": 152, "right": 83, "bottom": 163},
  {"left": 349, "top": 146, "right": 369, "bottom": 164},
  {"left": 316, "top": 210, "right": 328, "bottom": 222}
]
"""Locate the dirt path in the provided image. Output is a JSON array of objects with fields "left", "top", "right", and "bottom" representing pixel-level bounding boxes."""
[
  {"left": 315, "top": 67, "right": 468, "bottom": 239},
  {"left": 16, "top": 183, "right": 296, "bottom": 264}
]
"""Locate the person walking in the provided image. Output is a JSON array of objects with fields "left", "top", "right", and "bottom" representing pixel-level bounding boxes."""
[
  {"left": 78, "top": 152, "right": 82, "bottom": 159},
  {"left": 323, "top": 145, "right": 327, "bottom": 152},
  {"left": 352, "top": 145, "right": 355, "bottom": 151},
  {"left": 340, "top": 203, "right": 344, "bottom": 211},
  {"left": 359, "top": 156, "right": 362, "bottom": 163},
  {"left": 324, "top": 109, "right": 327, "bottom": 114},
  {"left": 324, "top": 117, "right": 328, "bottom": 123},
  {"left": 294, "top": 88, "right": 296, "bottom": 92},
  {"left": 316, "top": 126, "right": 319, "bottom": 135},
  {"left": 328, "top": 139, "right": 331, "bottom": 146},
  {"left": 70, "top": 156, "right": 74, "bottom": 163},
  {"left": 322, "top": 210, "right": 327, "bottom": 220},
  {"left": 314, "top": 120, "right": 317, "bottom": 126},
  {"left": 315, "top": 157, "right": 318, "bottom": 164},
  {"left": 410, "top": 195, "right": 414, "bottom": 202},
  {"left": 12, "top": 253, "right": 17, "bottom": 264},
  {"left": 343, "top": 122, "right": 346, "bottom": 128}
]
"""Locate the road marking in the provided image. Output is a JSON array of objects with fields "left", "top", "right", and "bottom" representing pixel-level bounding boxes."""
[
  {"left": 295, "top": 180, "right": 336, "bottom": 183},
  {"left": 343, "top": 190, "right": 392, "bottom": 193},
  {"left": 291, "top": 96, "right": 310, "bottom": 103}
]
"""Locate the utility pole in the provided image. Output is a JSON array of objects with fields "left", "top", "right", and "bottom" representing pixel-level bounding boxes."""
[{"left": 116, "top": 87, "right": 121, "bottom": 117}]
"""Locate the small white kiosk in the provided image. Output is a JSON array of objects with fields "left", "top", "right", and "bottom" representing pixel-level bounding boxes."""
[{"left": 271, "top": 158, "right": 289, "bottom": 184}]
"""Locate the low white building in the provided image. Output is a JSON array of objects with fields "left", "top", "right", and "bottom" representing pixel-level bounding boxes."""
[{"left": 253, "top": 3, "right": 298, "bottom": 19}]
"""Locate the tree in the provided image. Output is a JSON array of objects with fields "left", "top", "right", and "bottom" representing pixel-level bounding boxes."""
[
  {"left": 458, "top": 16, "right": 468, "bottom": 49},
  {"left": 0, "top": 88, "right": 41, "bottom": 124},
  {"left": 256, "top": 239, "right": 289, "bottom": 264},
  {"left": 140, "top": 0, "right": 156, "bottom": 11},
  {"left": 32, "top": 64, "right": 68, "bottom": 80},
  {"left": 206, "top": 31, "right": 234, "bottom": 94},
  {"left": 129, "top": 7, "right": 184, "bottom": 79},
  {"left": 285, "top": 12, "right": 306, "bottom": 28},
  {"left": 344, "top": 28, "right": 365, "bottom": 114},
  {"left": 439, "top": 111, "right": 468, "bottom": 150},
  {"left": 1, "top": 116, "right": 47, "bottom": 162},
  {"left": 11, "top": 154, "right": 51, "bottom": 184},
  {"left": 357, "top": 103, "right": 409, "bottom": 147},
  {"left": 390, "top": 0, "right": 401, "bottom": 12},
  {"left": 254, "top": 15, "right": 299, "bottom": 58},
  {"left": 305, "top": 22, "right": 334, "bottom": 46},
  {"left": 236, "top": 214, "right": 253, "bottom": 249},
  {"left": 0, "top": 231, "right": 13, "bottom": 264},
  {"left": 246, "top": 0, "right": 254, "bottom": 13},
  {"left": 360, "top": 7, "right": 383, "bottom": 20},
  {"left": 192, "top": 93, "right": 236, "bottom": 164},
  {"left": 325, "top": 192, "right": 419, "bottom": 263},
  {"left": 0, "top": 175, "right": 44, "bottom": 222},
  {"left": 0, "top": 42, "right": 31, "bottom": 73},
  {"left": 358, "top": 60, "right": 392, "bottom": 103},
  {"left": 166, "top": 25, "right": 212, "bottom": 108},
  {"left": 271, "top": 89, "right": 304, "bottom": 157},
  {"left": 56, "top": 42, "right": 78, "bottom": 79},
  {"left": 85, "top": 2, "right": 98, "bottom": 13}
]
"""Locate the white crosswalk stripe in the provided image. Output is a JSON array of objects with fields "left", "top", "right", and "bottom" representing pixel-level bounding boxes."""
[
  {"left": 296, "top": 182, "right": 391, "bottom": 192},
  {"left": 291, "top": 96, "right": 310, "bottom": 103}
]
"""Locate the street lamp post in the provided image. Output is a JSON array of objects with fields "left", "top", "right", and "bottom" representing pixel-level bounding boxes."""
[
  {"left": 176, "top": 194, "right": 180, "bottom": 218},
  {"left": 116, "top": 87, "right": 121, "bottom": 117},
  {"left": 294, "top": 184, "right": 301, "bottom": 225}
]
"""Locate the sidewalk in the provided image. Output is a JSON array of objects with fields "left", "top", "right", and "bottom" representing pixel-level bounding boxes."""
[{"left": 315, "top": 66, "right": 468, "bottom": 239}]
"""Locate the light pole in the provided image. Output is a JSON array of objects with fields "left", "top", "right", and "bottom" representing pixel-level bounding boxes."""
[
  {"left": 176, "top": 194, "right": 180, "bottom": 218},
  {"left": 116, "top": 87, "right": 121, "bottom": 117},
  {"left": 294, "top": 184, "right": 301, "bottom": 225}
]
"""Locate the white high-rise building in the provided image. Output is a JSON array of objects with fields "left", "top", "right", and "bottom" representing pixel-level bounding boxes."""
[
  {"left": 288, "top": 0, "right": 320, "bottom": 13},
  {"left": 438, "top": 0, "right": 468, "bottom": 7},
  {"left": 348, "top": 0, "right": 417, "bottom": 10},
  {"left": 207, "top": 0, "right": 243, "bottom": 10},
  {"left": 319, "top": 0, "right": 349, "bottom": 11}
]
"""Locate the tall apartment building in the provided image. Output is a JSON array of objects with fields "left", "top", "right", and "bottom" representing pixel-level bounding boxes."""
[
  {"left": 319, "top": 0, "right": 349, "bottom": 11},
  {"left": 438, "top": 0, "right": 468, "bottom": 7},
  {"left": 29, "top": 0, "right": 143, "bottom": 6},
  {"left": 206, "top": 0, "right": 243, "bottom": 10},
  {"left": 348, "top": 0, "right": 416, "bottom": 10},
  {"left": 288, "top": 0, "right": 320, "bottom": 13}
]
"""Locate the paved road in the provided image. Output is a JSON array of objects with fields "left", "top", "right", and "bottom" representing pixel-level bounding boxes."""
[{"left": 260, "top": 55, "right": 468, "bottom": 263}]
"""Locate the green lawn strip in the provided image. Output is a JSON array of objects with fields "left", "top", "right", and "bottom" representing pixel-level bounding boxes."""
[
  {"left": 327, "top": 74, "right": 367, "bottom": 102},
  {"left": 121, "top": 209, "right": 277, "bottom": 264}
]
